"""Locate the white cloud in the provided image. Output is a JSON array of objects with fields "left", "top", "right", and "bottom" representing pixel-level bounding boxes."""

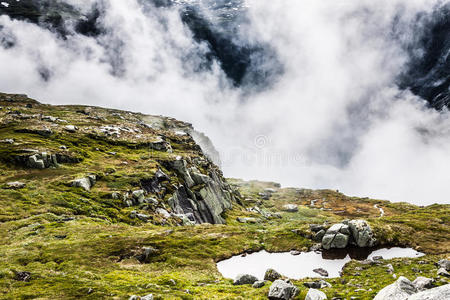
[{"left": 0, "top": 0, "right": 448, "bottom": 205}]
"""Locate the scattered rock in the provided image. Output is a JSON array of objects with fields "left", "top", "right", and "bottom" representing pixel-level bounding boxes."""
[
  {"left": 313, "top": 268, "right": 329, "bottom": 277},
  {"left": 14, "top": 271, "right": 31, "bottom": 282},
  {"left": 305, "top": 288, "right": 327, "bottom": 300},
  {"left": 304, "top": 280, "right": 332, "bottom": 289},
  {"left": 412, "top": 276, "right": 435, "bottom": 291},
  {"left": 386, "top": 264, "right": 394, "bottom": 273},
  {"left": 253, "top": 280, "right": 266, "bottom": 288},
  {"left": 437, "top": 268, "right": 450, "bottom": 277},
  {"left": 372, "top": 256, "right": 383, "bottom": 261},
  {"left": 6, "top": 181, "right": 26, "bottom": 189},
  {"left": 71, "top": 176, "right": 95, "bottom": 191},
  {"left": 65, "top": 125, "right": 78, "bottom": 132},
  {"left": 264, "top": 268, "right": 282, "bottom": 281},
  {"left": 136, "top": 246, "right": 159, "bottom": 263},
  {"left": 290, "top": 250, "right": 301, "bottom": 256},
  {"left": 233, "top": 274, "right": 259, "bottom": 285},
  {"left": 268, "top": 279, "right": 299, "bottom": 300},
  {"left": 156, "top": 208, "right": 171, "bottom": 219},
  {"left": 236, "top": 217, "right": 258, "bottom": 224},
  {"left": 282, "top": 204, "right": 298, "bottom": 212},
  {"left": 373, "top": 276, "right": 417, "bottom": 300},
  {"left": 437, "top": 259, "right": 450, "bottom": 271}
]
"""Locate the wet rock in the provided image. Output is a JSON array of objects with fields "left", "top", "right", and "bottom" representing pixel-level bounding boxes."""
[
  {"left": 233, "top": 274, "right": 258, "bottom": 285},
  {"left": 264, "top": 268, "right": 282, "bottom": 281},
  {"left": 437, "top": 268, "right": 450, "bottom": 277},
  {"left": 305, "top": 288, "right": 327, "bottom": 300},
  {"left": 6, "top": 181, "right": 26, "bottom": 189},
  {"left": 373, "top": 276, "right": 417, "bottom": 300},
  {"left": 412, "top": 276, "right": 435, "bottom": 291},
  {"left": 408, "top": 284, "right": 450, "bottom": 300},
  {"left": 253, "top": 280, "right": 266, "bottom": 288},
  {"left": 313, "top": 268, "right": 329, "bottom": 277},
  {"left": 282, "top": 204, "right": 298, "bottom": 212},
  {"left": 268, "top": 280, "right": 299, "bottom": 300}
]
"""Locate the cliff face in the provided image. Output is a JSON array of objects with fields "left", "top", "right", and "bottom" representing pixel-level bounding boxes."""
[{"left": 0, "top": 92, "right": 240, "bottom": 225}]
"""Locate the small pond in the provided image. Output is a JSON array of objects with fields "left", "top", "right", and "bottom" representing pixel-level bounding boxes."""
[{"left": 217, "top": 247, "right": 423, "bottom": 280}]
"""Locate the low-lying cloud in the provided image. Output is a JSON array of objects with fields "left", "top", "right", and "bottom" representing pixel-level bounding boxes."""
[{"left": 0, "top": 0, "right": 449, "bottom": 205}]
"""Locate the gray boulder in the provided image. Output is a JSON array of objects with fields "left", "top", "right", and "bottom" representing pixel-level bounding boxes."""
[
  {"left": 437, "top": 259, "right": 450, "bottom": 271},
  {"left": 348, "top": 219, "right": 376, "bottom": 247},
  {"left": 233, "top": 274, "right": 258, "bottom": 285},
  {"left": 132, "top": 190, "right": 146, "bottom": 204},
  {"left": 407, "top": 284, "right": 450, "bottom": 300},
  {"left": 268, "top": 280, "right": 299, "bottom": 300},
  {"left": 71, "top": 176, "right": 95, "bottom": 191},
  {"left": 64, "top": 125, "right": 78, "bottom": 132},
  {"left": 305, "top": 288, "right": 327, "bottom": 300},
  {"left": 373, "top": 276, "right": 417, "bottom": 300},
  {"left": 412, "top": 276, "right": 434, "bottom": 291}
]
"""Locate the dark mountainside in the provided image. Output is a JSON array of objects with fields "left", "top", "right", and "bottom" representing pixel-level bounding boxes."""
[{"left": 1, "top": 0, "right": 448, "bottom": 107}]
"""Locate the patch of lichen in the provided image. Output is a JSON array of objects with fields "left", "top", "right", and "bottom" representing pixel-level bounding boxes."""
[{"left": 0, "top": 94, "right": 449, "bottom": 299}]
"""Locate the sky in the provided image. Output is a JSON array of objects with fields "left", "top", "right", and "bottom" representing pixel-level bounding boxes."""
[{"left": 0, "top": 0, "right": 449, "bottom": 205}]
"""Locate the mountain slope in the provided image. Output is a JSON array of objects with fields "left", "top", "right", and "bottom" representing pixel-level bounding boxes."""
[{"left": 0, "top": 93, "right": 448, "bottom": 299}]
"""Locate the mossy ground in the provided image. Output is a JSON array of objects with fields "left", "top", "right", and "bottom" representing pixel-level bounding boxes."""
[{"left": 0, "top": 94, "right": 448, "bottom": 299}]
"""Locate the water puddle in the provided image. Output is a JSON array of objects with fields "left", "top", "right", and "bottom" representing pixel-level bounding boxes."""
[{"left": 217, "top": 247, "right": 423, "bottom": 280}]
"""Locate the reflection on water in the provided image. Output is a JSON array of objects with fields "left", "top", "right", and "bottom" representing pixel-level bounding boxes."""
[{"left": 217, "top": 247, "right": 423, "bottom": 280}]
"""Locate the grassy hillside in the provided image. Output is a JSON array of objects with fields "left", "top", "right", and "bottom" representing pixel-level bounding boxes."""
[{"left": 0, "top": 93, "right": 448, "bottom": 299}]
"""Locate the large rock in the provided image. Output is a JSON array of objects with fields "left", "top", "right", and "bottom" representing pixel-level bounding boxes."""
[
  {"left": 268, "top": 280, "right": 299, "bottom": 300},
  {"left": 71, "top": 175, "right": 96, "bottom": 191},
  {"left": 305, "top": 288, "right": 327, "bottom": 300},
  {"left": 373, "top": 276, "right": 417, "bottom": 300},
  {"left": 408, "top": 284, "right": 450, "bottom": 300},
  {"left": 321, "top": 219, "right": 376, "bottom": 249},
  {"left": 233, "top": 274, "right": 258, "bottom": 285},
  {"left": 348, "top": 219, "right": 376, "bottom": 247}
]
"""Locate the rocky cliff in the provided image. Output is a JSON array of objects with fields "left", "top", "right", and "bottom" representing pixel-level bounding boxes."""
[{"left": 0, "top": 92, "right": 240, "bottom": 225}]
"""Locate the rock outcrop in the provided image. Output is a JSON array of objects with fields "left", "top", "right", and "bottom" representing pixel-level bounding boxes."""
[
  {"left": 233, "top": 274, "right": 258, "bottom": 285},
  {"left": 320, "top": 219, "right": 376, "bottom": 250},
  {"left": 166, "top": 157, "right": 237, "bottom": 224}
]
